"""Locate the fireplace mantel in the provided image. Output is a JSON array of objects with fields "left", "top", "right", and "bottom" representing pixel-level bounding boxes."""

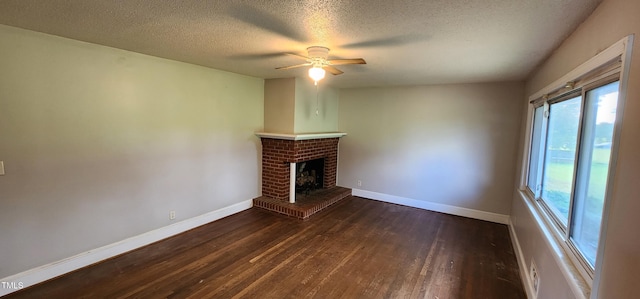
[{"left": 255, "top": 132, "right": 347, "bottom": 140}]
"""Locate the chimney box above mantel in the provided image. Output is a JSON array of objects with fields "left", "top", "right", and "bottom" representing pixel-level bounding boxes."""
[{"left": 255, "top": 132, "right": 347, "bottom": 140}]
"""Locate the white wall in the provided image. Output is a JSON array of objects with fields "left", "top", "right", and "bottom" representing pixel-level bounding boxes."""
[
  {"left": 510, "top": 194, "right": 579, "bottom": 298},
  {"left": 0, "top": 25, "right": 264, "bottom": 278},
  {"left": 263, "top": 77, "right": 339, "bottom": 134},
  {"left": 511, "top": 0, "right": 640, "bottom": 297},
  {"left": 294, "top": 77, "right": 339, "bottom": 133},
  {"left": 338, "top": 82, "right": 523, "bottom": 216}
]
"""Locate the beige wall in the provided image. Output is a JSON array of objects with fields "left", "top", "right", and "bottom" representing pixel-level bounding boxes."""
[
  {"left": 264, "top": 78, "right": 295, "bottom": 134},
  {"left": 338, "top": 82, "right": 523, "bottom": 215},
  {"left": 512, "top": 0, "right": 640, "bottom": 297},
  {"left": 0, "top": 25, "right": 264, "bottom": 277}
]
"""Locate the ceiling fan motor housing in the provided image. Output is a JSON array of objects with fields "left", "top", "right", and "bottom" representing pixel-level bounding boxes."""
[{"left": 307, "top": 46, "right": 329, "bottom": 60}]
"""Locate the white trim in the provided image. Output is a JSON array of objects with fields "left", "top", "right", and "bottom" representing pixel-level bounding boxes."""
[
  {"left": 591, "top": 34, "right": 634, "bottom": 299},
  {"left": 255, "top": 131, "right": 347, "bottom": 140},
  {"left": 529, "top": 36, "right": 630, "bottom": 101},
  {"left": 509, "top": 218, "right": 537, "bottom": 299},
  {"left": 0, "top": 199, "right": 253, "bottom": 297},
  {"left": 289, "top": 162, "right": 296, "bottom": 203},
  {"left": 519, "top": 104, "right": 535, "bottom": 189},
  {"left": 352, "top": 189, "right": 510, "bottom": 224}
]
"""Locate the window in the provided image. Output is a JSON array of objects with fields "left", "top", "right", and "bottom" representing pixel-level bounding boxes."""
[
  {"left": 526, "top": 106, "right": 544, "bottom": 195},
  {"left": 521, "top": 37, "right": 633, "bottom": 296},
  {"left": 541, "top": 95, "right": 581, "bottom": 227},
  {"left": 527, "top": 78, "right": 620, "bottom": 274},
  {"left": 523, "top": 36, "right": 633, "bottom": 285},
  {"left": 571, "top": 81, "right": 618, "bottom": 266}
]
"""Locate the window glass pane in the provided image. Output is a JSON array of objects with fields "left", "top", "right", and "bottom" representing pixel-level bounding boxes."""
[
  {"left": 571, "top": 81, "right": 619, "bottom": 267},
  {"left": 527, "top": 106, "right": 544, "bottom": 195},
  {"left": 541, "top": 96, "right": 581, "bottom": 225}
]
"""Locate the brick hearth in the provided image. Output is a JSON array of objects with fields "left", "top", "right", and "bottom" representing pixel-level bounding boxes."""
[{"left": 253, "top": 187, "right": 351, "bottom": 219}]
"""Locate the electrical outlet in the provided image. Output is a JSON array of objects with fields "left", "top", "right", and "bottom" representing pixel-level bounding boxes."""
[
  {"left": 169, "top": 211, "right": 176, "bottom": 220},
  {"left": 357, "top": 180, "right": 362, "bottom": 187},
  {"left": 530, "top": 259, "right": 539, "bottom": 298}
]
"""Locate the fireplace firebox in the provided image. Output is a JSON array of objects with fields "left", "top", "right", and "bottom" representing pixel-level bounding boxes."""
[{"left": 295, "top": 158, "right": 324, "bottom": 195}]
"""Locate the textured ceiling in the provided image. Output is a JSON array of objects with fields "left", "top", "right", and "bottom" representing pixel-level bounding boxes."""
[{"left": 0, "top": 0, "right": 601, "bottom": 88}]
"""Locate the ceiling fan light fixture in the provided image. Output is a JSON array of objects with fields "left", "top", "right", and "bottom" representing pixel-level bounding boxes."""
[
  {"left": 308, "top": 66, "right": 326, "bottom": 84},
  {"left": 276, "top": 46, "right": 364, "bottom": 82}
]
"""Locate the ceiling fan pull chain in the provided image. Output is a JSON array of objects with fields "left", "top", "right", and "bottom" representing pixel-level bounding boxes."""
[{"left": 315, "top": 83, "right": 320, "bottom": 116}]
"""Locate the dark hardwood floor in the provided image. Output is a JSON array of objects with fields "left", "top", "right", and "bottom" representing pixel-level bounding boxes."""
[{"left": 4, "top": 196, "right": 526, "bottom": 299}]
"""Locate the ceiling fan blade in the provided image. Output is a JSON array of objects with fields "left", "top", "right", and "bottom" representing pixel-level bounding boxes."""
[
  {"left": 227, "top": 4, "right": 307, "bottom": 42},
  {"left": 341, "top": 35, "right": 428, "bottom": 49},
  {"left": 328, "top": 58, "right": 367, "bottom": 65},
  {"left": 324, "top": 65, "right": 344, "bottom": 75},
  {"left": 227, "top": 52, "right": 285, "bottom": 60},
  {"left": 276, "top": 63, "right": 312, "bottom": 70},
  {"left": 285, "top": 52, "right": 310, "bottom": 61}
]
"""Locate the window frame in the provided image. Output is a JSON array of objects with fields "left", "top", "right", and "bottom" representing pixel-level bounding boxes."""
[
  {"left": 519, "top": 35, "right": 634, "bottom": 289},
  {"left": 533, "top": 91, "right": 583, "bottom": 231}
]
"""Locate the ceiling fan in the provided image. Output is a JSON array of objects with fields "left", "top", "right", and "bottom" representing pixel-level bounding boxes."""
[{"left": 276, "top": 46, "right": 366, "bottom": 84}]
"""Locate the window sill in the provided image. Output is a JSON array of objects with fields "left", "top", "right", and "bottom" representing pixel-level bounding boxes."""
[{"left": 517, "top": 189, "right": 591, "bottom": 299}]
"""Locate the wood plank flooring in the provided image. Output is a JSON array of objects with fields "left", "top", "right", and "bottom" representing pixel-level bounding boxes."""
[{"left": 3, "top": 196, "right": 526, "bottom": 299}]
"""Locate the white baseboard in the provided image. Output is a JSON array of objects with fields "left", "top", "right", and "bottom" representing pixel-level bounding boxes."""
[
  {"left": 352, "top": 189, "right": 510, "bottom": 224},
  {"left": 0, "top": 199, "right": 253, "bottom": 297},
  {"left": 509, "top": 218, "right": 537, "bottom": 299}
]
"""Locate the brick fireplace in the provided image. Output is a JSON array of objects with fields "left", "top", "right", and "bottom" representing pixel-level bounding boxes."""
[{"left": 256, "top": 132, "right": 346, "bottom": 203}]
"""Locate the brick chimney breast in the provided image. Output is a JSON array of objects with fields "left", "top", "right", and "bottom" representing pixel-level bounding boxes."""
[{"left": 256, "top": 132, "right": 346, "bottom": 201}]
